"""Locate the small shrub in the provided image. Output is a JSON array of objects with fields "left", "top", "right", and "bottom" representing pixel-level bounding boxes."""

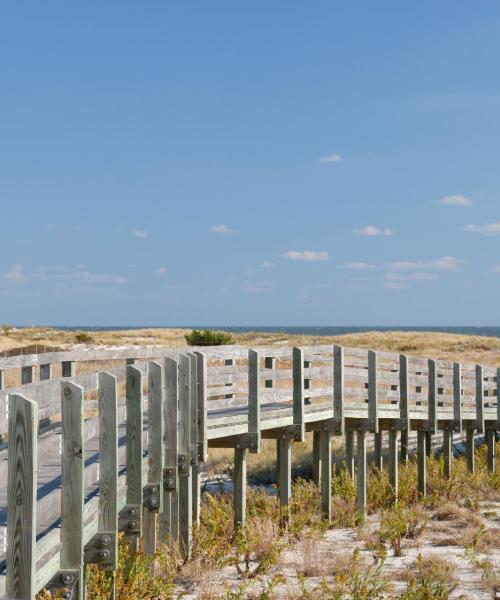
[
  {"left": 75, "top": 331, "right": 93, "bottom": 344},
  {"left": 378, "top": 504, "right": 427, "bottom": 556},
  {"left": 401, "top": 554, "right": 456, "bottom": 600},
  {"left": 185, "top": 329, "right": 235, "bottom": 346}
]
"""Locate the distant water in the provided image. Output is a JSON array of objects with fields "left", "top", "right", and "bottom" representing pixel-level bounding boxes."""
[{"left": 53, "top": 325, "right": 500, "bottom": 339}]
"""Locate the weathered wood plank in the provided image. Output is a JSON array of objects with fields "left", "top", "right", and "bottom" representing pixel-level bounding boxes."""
[
  {"left": 248, "top": 349, "right": 261, "bottom": 452},
  {"left": 333, "top": 345, "right": 344, "bottom": 433},
  {"left": 319, "top": 431, "right": 332, "bottom": 521},
  {"left": 368, "top": 351, "right": 378, "bottom": 433},
  {"left": 6, "top": 394, "right": 38, "bottom": 600},
  {"left": 178, "top": 355, "right": 192, "bottom": 559},
  {"left": 356, "top": 430, "right": 367, "bottom": 513},
  {"left": 234, "top": 448, "right": 247, "bottom": 527},
  {"left": 293, "top": 348, "right": 305, "bottom": 440},
  {"left": 60, "top": 382, "right": 85, "bottom": 598}
]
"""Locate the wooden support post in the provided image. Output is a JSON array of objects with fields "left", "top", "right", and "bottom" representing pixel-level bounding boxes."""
[
  {"left": 187, "top": 354, "right": 200, "bottom": 528},
  {"left": 399, "top": 355, "right": 409, "bottom": 464},
  {"left": 248, "top": 349, "right": 261, "bottom": 453},
  {"left": 39, "top": 363, "right": 53, "bottom": 381},
  {"left": 161, "top": 358, "right": 179, "bottom": 546},
  {"left": 374, "top": 431, "right": 383, "bottom": 470},
  {"left": 345, "top": 429, "right": 355, "bottom": 479},
  {"left": 356, "top": 430, "right": 367, "bottom": 514},
  {"left": 497, "top": 367, "right": 500, "bottom": 425},
  {"left": 442, "top": 429, "right": 453, "bottom": 479},
  {"left": 60, "top": 382, "right": 85, "bottom": 599},
  {"left": 6, "top": 395, "right": 38, "bottom": 600},
  {"left": 21, "top": 365, "right": 34, "bottom": 385},
  {"left": 0, "top": 369, "right": 3, "bottom": 390},
  {"left": 96, "top": 372, "right": 118, "bottom": 596},
  {"left": 62, "top": 360, "right": 76, "bottom": 378},
  {"left": 293, "top": 347, "right": 305, "bottom": 441},
  {"left": 178, "top": 355, "right": 192, "bottom": 559},
  {"left": 425, "top": 431, "right": 432, "bottom": 458},
  {"left": 319, "top": 431, "right": 332, "bottom": 521},
  {"left": 486, "top": 430, "right": 496, "bottom": 474},
  {"left": 312, "top": 431, "right": 321, "bottom": 485},
  {"left": 143, "top": 362, "right": 164, "bottom": 554},
  {"left": 194, "top": 352, "right": 208, "bottom": 463},
  {"left": 466, "top": 428, "right": 475, "bottom": 474},
  {"left": 476, "top": 365, "right": 485, "bottom": 434},
  {"left": 453, "top": 363, "right": 462, "bottom": 432},
  {"left": 368, "top": 350, "right": 379, "bottom": 434},
  {"left": 234, "top": 447, "right": 247, "bottom": 527},
  {"left": 277, "top": 438, "right": 292, "bottom": 512},
  {"left": 334, "top": 345, "right": 345, "bottom": 435},
  {"left": 122, "top": 366, "right": 143, "bottom": 559},
  {"left": 417, "top": 430, "right": 427, "bottom": 498},
  {"left": 388, "top": 430, "right": 398, "bottom": 499}
]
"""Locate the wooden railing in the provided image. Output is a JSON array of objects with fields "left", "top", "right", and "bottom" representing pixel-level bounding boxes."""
[{"left": 0, "top": 344, "right": 499, "bottom": 599}]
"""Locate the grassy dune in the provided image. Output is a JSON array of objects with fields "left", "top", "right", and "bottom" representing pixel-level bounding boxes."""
[{"left": 2, "top": 325, "right": 500, "bottom": 367}]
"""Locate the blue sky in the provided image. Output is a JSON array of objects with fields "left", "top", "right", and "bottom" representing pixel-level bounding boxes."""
[{"left": 1, "top": 2, "right": 500, "bottom": 326}]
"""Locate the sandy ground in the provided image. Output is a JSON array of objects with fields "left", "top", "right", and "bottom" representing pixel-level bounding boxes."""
[{"left": 176, "top": 501, "right": 500, "bottom": 599}]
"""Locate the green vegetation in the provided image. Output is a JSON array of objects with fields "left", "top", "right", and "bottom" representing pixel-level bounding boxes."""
[{"left": 185, "top": 329, "right": 235, "bottom": 346}]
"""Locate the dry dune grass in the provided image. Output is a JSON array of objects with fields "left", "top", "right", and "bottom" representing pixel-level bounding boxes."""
[{"left": 2, "top": 326, "right": 500, "bottom": 367}]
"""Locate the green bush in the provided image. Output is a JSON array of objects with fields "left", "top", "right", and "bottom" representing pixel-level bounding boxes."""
[
  {"left": 185, "top": 329, "right": 235, "bottom": 346},
  {"left": 74, "top": 331, "right": 93, "bottom": 344}
]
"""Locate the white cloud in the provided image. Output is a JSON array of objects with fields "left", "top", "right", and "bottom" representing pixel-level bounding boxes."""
[
  {"left": 354, "top": 225, "right": 393, "bottom": 237},
  {"left": 338, "top": 262, "right": 375, "bottom": 270},
  {"left": 68, "top": 271, "right": 128, "bottom": 284},
  {"left": 284, "top": 250, "right": 328, "bottom": 262},
  {"left": 262, "top": 261, "right": 274, "bottom": 269},
  {"left": 385, "top": 272, "right": 437, "bottom": 282},
  {"left": 389, "top": 256, "right": 460, "bottom": 272},
  {"left": 2, "top": 264, "right": 26, "bottom": 283},
  {"left": 132, "top": 229, "right": 148, "bottom": 239},
  {"left": 211, "top": 224, "right": 232, "bottom": 234},
  {"left": 318, "top": 153, "right": 343, "bottom": 163},
  {"left": 463, "top": 221, "right": 500, "bottom": 235},
  {"left": 158, "top": 267, "right": 167, "bottom": 275},
  {"left": 438, "top": 194, "right": 472, "bottom": 207}
]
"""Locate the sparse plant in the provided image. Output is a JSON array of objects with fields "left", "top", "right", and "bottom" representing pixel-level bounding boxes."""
[
  {"left": 185, "top": 329, "right": 235, "bottom": 346},
  {"left": 401, "top": 554, "right": 456, "bottom": 600}
]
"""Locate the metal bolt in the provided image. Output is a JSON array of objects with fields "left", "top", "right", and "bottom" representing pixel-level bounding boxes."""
[
  {"left": 128, "top": 520, "right": 137, "bottom": 530},
  {"left": 100, "top": 534, "right": 111, "bottom": 546},
  {"left": 64, "top": 387, "right": 71, "bottom": 396},
  {"left": 61, "top": 592, "right": 73, "bottom": 600},
  {"left": 150, "top": 486, "right": 158, "bottom": 494},
  {"left": 179, "top": 455, "right": 186, "bottom": 463},
  {"left": 60, "top": 572, "right": 75, "bottom": 585},
  {"left": 148, "top": 495, "right": 159, "bottom": 509},
  {"left": 99, "top": 549, "right": 111, "bottom": 560},
  {"left": 165, "top": 478, "right": 174, "bottom": 488},
  {"left": 128, "top": 507, "right": 137, "bottom": 516},
  {"left": 165, "top": 468, "right": 173, "bottom": 475}
]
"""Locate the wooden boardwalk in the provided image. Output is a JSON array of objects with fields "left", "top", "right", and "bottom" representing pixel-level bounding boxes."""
[{"left": 0, "top": 344, "right": 498, "bottom": 599}]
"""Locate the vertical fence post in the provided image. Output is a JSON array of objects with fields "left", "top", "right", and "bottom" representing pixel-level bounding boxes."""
[
  {"left": 356, "top": 430, "right": 367, "bottom": 514},
  {"left": 6, "top": 394, "right": 38, "bottom": 600},
  {"left": 427, "top": 359, "right": 437, "bottom": 457},
  {"left": 345, "top": 429, "right": 355, "bottom": 479},
  {"left": 319, "top": 431, "right": 332, "bottom": 521},
  {"left": 476, "top": 365, "right": 485, "bottom": 434},
  {"left": 312, "top": 431, "right": 321, "bottom": 485},
  {"left": 234, "top": 447, "right": 247, "bottom": 527},
  {"left": 97, "top": 372, "right": 118, "bottom": 596},
  {"left": 143, "top": 362, "right": 164, "bottom": 555},
  {"left": 161, "top": 358, "right": 179, "bottom": 546},
  {"left": 453, "top": 363, "right": 462, "bottom": 433},
  {"left": 334, "top": 346, "right": 344, "bottom": 434},
  {"left": 121, "top": 366, "right": 143, "bottom": 558},
  {"left": 486, "top": 430, "right": 496, "bottom": 474},
  {"left": 194, "top": 352, "right": 208, "bottom": 463},
  {"left": 388, "top": 429, "right": 398, "bottom": 499},
  {"left": 442, "top": 429, "right": 453, "bottom": 479},
  {"left": 60, "top": 382, "right": 85, "bottom": 599},
  {"left": 466, "top": 428, "right": 475, "bottom": 474},
  {"left": 374, "top": 432, "right": 383, "bottom": 470},
  {"left": 278, "top": 437, "right": 292, "bottom": 517},
  {"left": 178, "top": 355, "right": 192, "bottom": 559},
  {"left": 399, "top": 355, "right": 409, "bottom": 464},
  {"left": 417, "top": 430, "right": 427, "bottom": 497},
  {"left": 368, "top": 351, "right": 379, "bottom": 435},
  {"left": 293, "top": 348, "right": 305, "bottom": 441},
  {"left": 187, "top": 354, "right": 201, "bottom": 528},
  {"left": 248, "top": 349, "right": 261, "bottom": 453}
]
